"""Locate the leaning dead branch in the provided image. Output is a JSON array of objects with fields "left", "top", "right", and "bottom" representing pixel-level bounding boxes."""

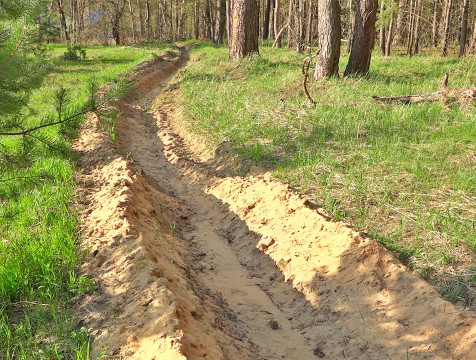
[
  {"left": 372, "top": 73, "right": 476, "bottom": 105},
  {"left": 272, "top": 22, "right": 289, "bottom": 48},
  {"left": 302, "top": 56, "right": 316, "bottom": 105}
]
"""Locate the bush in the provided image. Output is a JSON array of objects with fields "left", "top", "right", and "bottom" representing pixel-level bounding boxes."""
[{"left": 61, "top": 44, "right": 86, "bottom": 61}]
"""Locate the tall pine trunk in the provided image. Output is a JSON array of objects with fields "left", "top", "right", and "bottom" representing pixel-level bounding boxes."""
[
  {"left": 470, "top": 17, "right": 476, "bottom": 54},
  {"left": 263, "top": 0, "right": 271, "bottom": 38},
  {"left": 431, "top": 0, "right": 439, "bottom": 47},
  {"left": 229, "top": 0, "right": 260, "bottom": 58},
  {"left": 274, "top": 0, "right": 281, "bottom": 47},
  {"left": 459, "top": 0, "right": 469, "bottom": 56},
  {"left": 393, "top": 0, "right": 405, "bottom": 45},
  {"left": 344, "top": 0, "right": 378, "bottom": 76},
  {"left": 385, "top": 12, "right": 394, "bottom": 55},
  {"left": 379, "top": 0, "right": 386, "bottom": 55},
  {"left": 215, "top": 0, "right": 227, "bottom": 43},
  {"left": 128, "top": 0, "right": 137, "bottom": 42},
  {"left": 314, "top": 0, "right": 341, "bottom": 78},
  {"left": 440, "top": 0, "right": 453, "bottom": 56}
]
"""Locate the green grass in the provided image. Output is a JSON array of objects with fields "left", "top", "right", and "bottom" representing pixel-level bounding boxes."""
[
  {"left": 179, "top": 42, "right": 476, "bottom": 303},
  {"left": 0, "top": 43, "right": 174, "bottom": 360}
]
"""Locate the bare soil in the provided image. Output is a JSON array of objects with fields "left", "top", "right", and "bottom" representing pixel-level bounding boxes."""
[{"left": 74, "top": 46, "right": 476, "bottom": 360}]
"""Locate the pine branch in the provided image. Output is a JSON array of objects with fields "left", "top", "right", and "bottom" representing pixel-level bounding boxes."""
[{"left": 0, "top": 98, "right": 109, "bottom": 137}]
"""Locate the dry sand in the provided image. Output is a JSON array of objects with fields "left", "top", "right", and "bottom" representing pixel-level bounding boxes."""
[{"left": 73, "top": 46, "right": 476, "bottom": 359}]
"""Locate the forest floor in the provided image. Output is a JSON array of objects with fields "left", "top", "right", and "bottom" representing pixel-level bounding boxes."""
[{"left": 74, "top": 45, "right": 476, "bottom": 359}]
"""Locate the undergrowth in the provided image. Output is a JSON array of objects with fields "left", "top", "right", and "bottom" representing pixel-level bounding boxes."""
[
  {"left": 179, "top": 41, "right": 476, "bottom": 307},
  {"left": 0, "top": 43, "right": 174, "bottom": 360}
]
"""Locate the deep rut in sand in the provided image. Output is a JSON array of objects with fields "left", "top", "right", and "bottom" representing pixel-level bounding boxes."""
[
  {"left": 114, "top": 47, "right": 317, "bottom": 360},
  {"left": 76, "top": 46, "right": 476, "bottom": 360}
]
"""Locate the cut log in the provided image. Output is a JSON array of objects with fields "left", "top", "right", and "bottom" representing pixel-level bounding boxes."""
[{"left": 373, "top": 74, "right": 476, "bottom": 105}]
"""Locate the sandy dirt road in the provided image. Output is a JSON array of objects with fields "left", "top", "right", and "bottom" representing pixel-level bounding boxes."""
[{"left": 74, "top": 46, "right": 476, "bottom": 360}]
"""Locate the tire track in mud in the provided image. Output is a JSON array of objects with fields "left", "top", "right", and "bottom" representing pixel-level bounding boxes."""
[{"left": 79, "top": 45, "right": 476, "bottom": 360}]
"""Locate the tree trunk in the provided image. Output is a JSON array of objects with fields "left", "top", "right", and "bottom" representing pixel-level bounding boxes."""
[
  {"left": 128, "top": 0, "right": 137, "bottom": 42},
  {"left": 379, "top": 0, "right": 386, "bottom": 55},
  {"left": 274, "top": 0, "right": 281, "bottom": 46},
  {"left": 393, "top": 0, "right": 405, "bottom": 45},
  {"left": 413, "top": 0, "right": 422, "bottom": 54},
  {"left": 215, "top": 0, "right": 227, "bottom": 42},
  {"left": 344, "top": 0, "right": 378, "bottom": 76},
  {"left": 56, "top": 0, "right": 69, "bottom": 42},
  {"left": 269, "top": 0, "right": 275, "bottom": 38},
  {"left": 385, "top": 11, "right": 394, "bottom": 55},
  {"left": 263, "top": 0, "right": 271, "bottom": 38},
  {"left": 194, "top": 0, "right": 200, "bottom": 39},
  {"left": 431, "top": 0, "right": 439, "bottom": 47},
  {"left": 295, "top": 0, "right": 305, "bottom": 52},
  {"left": 459, "top": 0, "right": 469, "bottom": 56},
  {"left": 146, "top": 0, "right": 152, "bottom": 40},
  {"left": 229, "top": 0, "right": 260, "bottom": 58},
  {"left": 287, "top": 0, "right": 294, "bottom": 48},
  {"left": 440, "top": 0, "right": 453, "bottom": 56},
  {"left": 346, "top": 0, "right": 353, "bottom": 54},
  {"left": 138, "top": 0, "right": 145, "bottom": 39},
  {"left": 470, "top": 17, "right": 476, "bottom": 54},
  {"left": 314, "top": 0, "right": 341, "bottom": 78},
  {"left": 406, "top": 0, "right": 415, "bottom": 56},
  {"left": 306, "top": 0, "right": 313, "bottom": 47}
]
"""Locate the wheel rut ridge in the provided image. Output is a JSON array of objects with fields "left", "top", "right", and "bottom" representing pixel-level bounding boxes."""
[{"left": 114, "top": 45, "right": 318, "bottom": 360}]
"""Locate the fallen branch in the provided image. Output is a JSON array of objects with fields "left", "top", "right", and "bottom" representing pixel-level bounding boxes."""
[{"left": 372, "top": 73, "right": 476, "bottom": 105}]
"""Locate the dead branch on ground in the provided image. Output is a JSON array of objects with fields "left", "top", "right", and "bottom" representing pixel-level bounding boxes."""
[{"left": 372, "top": 73, "right": 476, "bottom": 105}]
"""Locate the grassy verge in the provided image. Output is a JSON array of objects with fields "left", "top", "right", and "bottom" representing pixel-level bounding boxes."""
[
  {"left": 178, "top": 42, "right": 476, "bottom": 306},
  {"left": 0, "top": 43, "right": 174, "bottom": 360}
]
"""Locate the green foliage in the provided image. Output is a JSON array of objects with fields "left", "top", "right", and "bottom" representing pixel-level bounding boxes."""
[{"left": 61, "top": 45, "right": 87, "bottom": 61}]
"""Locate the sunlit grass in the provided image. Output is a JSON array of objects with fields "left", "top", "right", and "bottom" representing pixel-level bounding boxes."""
[{"left": 180, "top": 42, "right": 476, "bottom": 304}]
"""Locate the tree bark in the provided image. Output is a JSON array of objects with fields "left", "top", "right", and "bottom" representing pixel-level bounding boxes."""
[
  {"left": 215, "top": 0, "right": 227, "bottom": 42},
  {"left": 128, "top": 0, "right": 137, "bottom": 42},
  {"left": 459, "top": 0, "right": 469, "bottom": 56},
  {"left": 295, "top": 0, "right": 305, "bottom": 52},
  {"left": 440, "top": 0, "right": 453, "bottom": 56},
  {"left": 263, "top": 0, "right": 271, "bottom": 38},
  {"left": 229, "top": 0, "right": 260, "bottom": 58},
  {"left": 306, "top": 0, "right": 313, "bottom": 47},
  {"left": 56, "top": 0, "right": 69, "bottom": 42},
  {"left": 138, "top": 0, "right": 145, "bottom": 39},
  {"left": 194, "top": 0, "right": 199, "bottom": 39},
  {"left": 413, "top": 0, "right": 422, "bottom": 54},
  {"left": 470, "top": 17, "right": 476, "bottom": 54},
  {"left": 287, "top": 0, "right": 293, "bottom": 47},
  {"left": 347, "top": 0, "right": 353, "bottom": 54},
  {"left": 344, "top": 0, "right": 378, "bottom": 76},
  {"left": 385, "top": 11, "right": 394, "bottom": 55},
  {"left": 406, "top": 0, "right": 415, "bottom": 56},
  {"left": 314, "top": 0, "right": 341, "bottom": 78},
  {"left": 431, "top": 0, "right": 439, "bottom": 47},
  {"left": 274, "top": 0, "right": 281, "bottom": 46},
  {"left": 146, "top": 0, "right": 152, "bottom": 40},
  {"left": 379, "top": 0, "right": 386, "bottom": 55},
  {"left": 393, "top": 0, "right": 405, "bottom": 45}
]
